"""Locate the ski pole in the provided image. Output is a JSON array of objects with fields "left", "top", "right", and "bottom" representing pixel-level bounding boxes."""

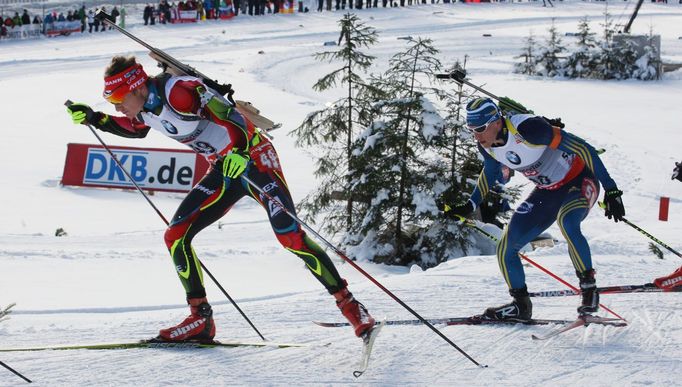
[
  {"left": 240, "top": 175, "right": 486, "bottom": 368},
  {"left": 0, "top": 360, "right": 31, "bottom": 383},
  {"left": 598, "top": 202, "right": 681, "bottom": 258},
  {"left": 65, "top": 101, "right": 266, "bottom": 341},
  {"left": 528, "top": 283, "right": 676, "bottom": 297},
  {"left": 453, "top": 215, "right": 626, "bottom": 321},
  {"left": 622, "top": 218, "right": 682, "bottom": 258},
  {"left": 436, "top": 70, "right": 531, "bottom": 114}
]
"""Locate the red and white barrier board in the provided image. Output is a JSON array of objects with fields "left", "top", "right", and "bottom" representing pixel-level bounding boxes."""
[
  {"left": 61, "top": 143, "right": 210, "bottom": 193},
  {"left": 171, "top": 10, "right": 198, "bottom": 23},
  {"left": 45, "top": 21, "right": 81, "bottom": 37}
]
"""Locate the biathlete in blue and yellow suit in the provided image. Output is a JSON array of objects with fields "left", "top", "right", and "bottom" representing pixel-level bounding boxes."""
[
  {"left": 442, "top": 97, "right": 626, "bottom": 321},
  {"left": 66, "top": 55, "right": 375, "bottom": 342}
]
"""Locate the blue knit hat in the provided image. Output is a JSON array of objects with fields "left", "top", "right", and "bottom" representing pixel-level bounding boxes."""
[{"left": 466, "top": 97, "right": 501, "bottom": 130}]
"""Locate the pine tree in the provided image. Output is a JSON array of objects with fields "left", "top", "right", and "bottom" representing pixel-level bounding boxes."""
[
  {"left": 536, "top": 19, "right": 566, "bottom": 77},
  {"left": 612, "top": 37, "right": 639, "bottom": 80},
  {"left": 345, "top": 39, "right": 479, "bottom": 267},
  {"left": 565, "top": 16, "right": 598, "bottom": 78},
  {"left": 289, "top": 13, "right": 381, "bottom": 235},
  {"left": 593, "top": 8, "right": 621, "bottom": 79},
  {"left": 632, "top": 31, "right": 660, "bottom": 80},
  {"left": 514, "top": 31, "right": 538, "bottom": 76}
]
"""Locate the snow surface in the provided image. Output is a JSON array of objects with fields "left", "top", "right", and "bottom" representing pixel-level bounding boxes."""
[{"left": 1, "top": 2, "right": 682, "bottom": 385}]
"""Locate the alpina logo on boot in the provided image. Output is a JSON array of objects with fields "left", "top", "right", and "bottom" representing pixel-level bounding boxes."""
[
  {"left": 661, "top": 276, "right": 682, "bottom": 288},
  {"left": 169, "top": 318, "right": 206, "bottom": 339}
]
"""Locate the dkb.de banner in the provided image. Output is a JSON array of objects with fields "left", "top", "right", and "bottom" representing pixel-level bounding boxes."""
[{"left": 61, "top": 143, "right": 210, "bottom": 193}]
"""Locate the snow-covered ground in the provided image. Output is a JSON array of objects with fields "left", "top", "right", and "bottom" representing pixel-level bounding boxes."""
[{"left": 1, "top": 2, "right": 681, "bottom": 385}]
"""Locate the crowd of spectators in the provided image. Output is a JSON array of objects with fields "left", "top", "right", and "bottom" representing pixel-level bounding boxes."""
[
  {"left": 2, "top": 0, "right": 458, "bottom": 38},
  {"left": 3, "top": 9, "right": 39, "bottom": 28},
  {"left": 1, "top": 6, "right": 124, "bottom": 39},
  {"left": 4, "top": 1, "right": 679, "bottom": 41}
]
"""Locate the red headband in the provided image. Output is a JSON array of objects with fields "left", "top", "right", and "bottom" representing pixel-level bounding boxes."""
[{"left": 103, "top": 63, "right": 148, "bottom": 104}]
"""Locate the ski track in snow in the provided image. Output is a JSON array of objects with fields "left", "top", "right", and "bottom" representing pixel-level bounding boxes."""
[{"left": 2, "top": 2, "right": 682, "bottom": 385}]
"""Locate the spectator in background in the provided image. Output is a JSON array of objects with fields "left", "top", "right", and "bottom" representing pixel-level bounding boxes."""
[
  {"left": 150, "top": 5, "right": 156, "bottom": 24},
  {"left": 43, "top": 12, "right": 53, "bottom": 32},
  {"left": 12, "top": 12, "right": 22, "bottom": 26},
  {"left": 213, "top": 0, "right": 220, "bottom": 18},
  {"left": 66, "top": 10, "right": 74, "bottom": 21},
  {"left": 158, "top": 1, "right": 165, "bottom": 24},
  {"left": 4, "top": 16, "right": 13, "bottom": 28},
  {"left": 169, "top": 2, "right": 177, "bottom": 21},
  {"left": 111, "top": 6, "right": 120, "bottom": 29},
  {"left": 21, "top": 9, "right": 30, "bottom": 25},
  {"left": 162, "top": 0, "right": 172, "bottom": 23},
  {"left": 87, "top": 9, "right": 95, "bottom": 32},
  {"left": 32, "top": 15, "right": 41, "bottom": 24},
  {"left": 78, "top": 5, "right": 86, "bottom": 32},
  {"left": 57, "top": 12, "right": 65, "bottom": 22},
  {"left": 143, "top": 4, "right": 152, "bottom": 25},
  {"left": 203, "top": 0, "right": 213, "bottom": 19},
  {"left": 100, "top": 7, "right": 108, "bottom": 31},
  {"left": 196, "top": 0, "right": 204, "bottom": 19},
  {"left": 92, "top": 9, "right": 100, "bottom": 31}
]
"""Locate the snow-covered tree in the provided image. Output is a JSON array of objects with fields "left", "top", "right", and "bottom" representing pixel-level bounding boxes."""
[
  {"left": 290, "top": 13, "right": 382, "bottom": 234},
  {"left": 514, "top": 31, "right": 538, "bottom": 76},
  {"left": 344, "top": 39, "right": 479, "bottom": 268},
  {"left": 592, "top": 9, "right": 623, "bottom": 79},
  {"left": 565, "top": 16, "right": 598, "bottom": 78},
  {"left": 632, "top": 35, "right": 660, "bottom": 81},
  {"left": 536, "top": 19, "right": 566, "bottom": 77}
]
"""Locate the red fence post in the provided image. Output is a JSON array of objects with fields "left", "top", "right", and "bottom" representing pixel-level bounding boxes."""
[{"left": 659, "top": 196, "right": 670, "bottom": 221}]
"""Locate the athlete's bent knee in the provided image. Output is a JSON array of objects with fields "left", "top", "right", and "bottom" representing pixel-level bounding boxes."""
[{"left": 276, "top": 230, "right": 307, "bottom": 251}]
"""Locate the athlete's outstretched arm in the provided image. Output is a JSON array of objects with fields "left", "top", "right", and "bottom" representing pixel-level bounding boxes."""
[{"left": 469, "top": 144, "right": 504, "bottom": 207}]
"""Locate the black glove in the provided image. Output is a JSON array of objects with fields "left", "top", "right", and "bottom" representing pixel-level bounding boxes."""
[
  {"left": 542, "top": 116, "right": 565, "bottom": 129},
  {"left": 603, "top": 188, "right": 625, "bottom": 223},
  {"left": 440, "top": 200, "right": 475, "bottom": 220},
  {"left": 672, "top": 161, "right": 682, "bottom": 182}
]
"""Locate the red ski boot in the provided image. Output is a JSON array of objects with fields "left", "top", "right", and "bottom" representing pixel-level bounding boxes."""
[
  {"left": 158, "top": 298, "right": 216, "bottom": 342},
  {"left": 333, "top": 285, "right": 375, "bottom": 338},
  {"left": 654, "top": 266, "right": 682, "bottom": 291}
]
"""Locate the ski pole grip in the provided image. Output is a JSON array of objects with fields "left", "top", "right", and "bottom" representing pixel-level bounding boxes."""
[
  {"left": 95, "top": 10, "right": 115, "bottom": 23},
  {"left": 64, "top": 100, "right": 73, "bottom": 107},
  {"left": 435, "top": 69, "right": 467, "bottom": 82}
]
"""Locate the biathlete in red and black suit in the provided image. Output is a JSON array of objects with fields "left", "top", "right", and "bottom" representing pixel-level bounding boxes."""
[{"left": 67, "top": 55, "right": 375, "bottom": 342}]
